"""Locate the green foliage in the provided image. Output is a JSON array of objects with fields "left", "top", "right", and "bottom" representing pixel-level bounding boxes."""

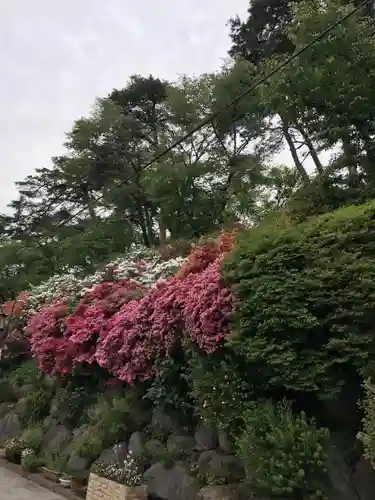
[
  {"left": 73, "top": 427, "right": 104, "bottom": 460},
  {"left": 20, "top": 425, "right": 44, "bottom": 452},
  {"left": 144, "top": 356, "right": 193, "bottom": 416},
  {"left": 43, "top": 451, "right": 69, "bottom": 473},
  {"left": 358, "top": 378, "right": 375, "bottom": 467},
  {"left": 187, "top": 352, "right": 253, "bottom": 434},
  {"left": 20, "top": 388, "right": 52, "bottom": 426},
  {"left": 0, "top": 380, "right": 17, "bottom": 403},
  {"left": 223, "top": 200, "right": 375, "bottom": 397},
  {"left": 236, "top": 400, "right": 330, "bottom": 499},
  {"left": 10, "top": 360, "right": 41, "bottom": 389},
  {"left": 56, "top": 383, "right": 97, "bottom": 428},
  {"left": 21, "top": 453, "right": 43, "bottom": 472}
]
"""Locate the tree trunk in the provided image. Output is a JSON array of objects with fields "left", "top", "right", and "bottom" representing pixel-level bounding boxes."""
[
  {"left": 298, "top": 127, "right": 324, "bottom": 174},
  {"left": 282, "top": 121, "right": 310, "bottom": 183}
]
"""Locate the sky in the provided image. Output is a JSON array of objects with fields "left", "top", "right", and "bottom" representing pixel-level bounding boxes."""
[{"left": 0, "top": 0, "right": 327, "bottom": 213}]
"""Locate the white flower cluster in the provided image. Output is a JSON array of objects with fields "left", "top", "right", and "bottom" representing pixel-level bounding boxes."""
[
  {"left": 21, "top": 448, "right": 35, "bottom": 458},
  {"left": 92, "top": 451, "right": 141, "bottom": 487},
  {"left": 23, "top": 245, "right": 186, "bottom": 315}
]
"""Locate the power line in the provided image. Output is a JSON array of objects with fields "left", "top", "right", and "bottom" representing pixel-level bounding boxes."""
[{"left": 55, "top": 0, "right": 372, "bottom": 227}]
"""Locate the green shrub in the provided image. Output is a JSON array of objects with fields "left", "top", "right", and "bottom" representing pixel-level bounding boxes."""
[
  {"left": 10, "top": 360, "right": 41, "bottom": 389},
  {"left": 21, "top": 425, "right": 44, "bottom": 452},
  {"left": 21, "top": 452, "right": 43, "bottom": 472},
  {"left": 43, "top": 451, "right": 69, "bottom": 473},
  {"left": 187, "top": 352, "right": 252, "bottom": 434},
  {"left": 223, "top": 200, "right": 375, "bottom": 398},
  {"left": 20, "top": 388, "right": 52, "bottom": 425},
  {"left": 88, "top": 392, "right": 139, "bottom": 445},
  {"left": 73, "top": 427, "right": 104, "bottom": 460},
  {"left": 144, "top": 356, "right": 193, "bottom": 416},
  {"left": 237, "top": 400, "right": 330, "bottom": 499},
  {"left": 0, "top": 380, "right": 17, "bottom": 403},
  {"left": 56, "top": 384, "right": 96, "bottom": 428}
]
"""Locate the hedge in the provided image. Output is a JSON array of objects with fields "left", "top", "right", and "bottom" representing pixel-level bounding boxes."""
[{"left": 223, "top": 200, "right": 375, "bottom": 397}]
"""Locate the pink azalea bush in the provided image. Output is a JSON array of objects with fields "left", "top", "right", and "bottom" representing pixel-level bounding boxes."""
[
  {"left": 22, "top": 231, "right": 236, "bottom": 382},
  {"left": 65, "top": 280, "right": 145, "bottom": 365},
  {"left": 25, "top": 301, "right": 76, "bottom": 375}
]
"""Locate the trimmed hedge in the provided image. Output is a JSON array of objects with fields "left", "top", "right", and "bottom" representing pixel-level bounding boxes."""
[{"left": 223, "top": 200, "right": 375, "bottom": 397}]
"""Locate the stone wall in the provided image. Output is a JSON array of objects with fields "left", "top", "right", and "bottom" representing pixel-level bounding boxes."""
[{"left": 1, "top": 399, "right": 375, "bottom": 500}]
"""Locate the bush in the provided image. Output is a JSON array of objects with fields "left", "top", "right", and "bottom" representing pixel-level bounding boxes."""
[
  {"left": 236, "top": 400, "right": 330, "bottom": 499},
  {"left": 21, "top": 425, "right": 44, "bottom": 452},
  {"left": 21, "top": 450, "right": 42, "bottom": 472},
  {"left": 43, "top": 451, "right": 69, "bottom": 473},
  {"left": 74, "top": 427, "right": 104, "bottom": 460},
  {"left": 20, "top": 388, "right": 52, "bottom": 425},
  {"left": 223, "top": 200, "right": 375, "bottom": 397},
  {"left": 188, "top": 352, "right": 252, "bottom": 434},
  {"left": 10, "top": 359, "right": 41, "bottom": 389}
]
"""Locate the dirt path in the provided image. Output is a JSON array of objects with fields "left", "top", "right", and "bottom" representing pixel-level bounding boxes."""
[{"left": 0, "top": 466, "right": 65, "bottom": 500}]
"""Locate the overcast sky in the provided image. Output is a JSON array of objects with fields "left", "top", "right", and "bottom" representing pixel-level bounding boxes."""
[{"left": 1, "top": 0, "right": 325, "bottom": 214}]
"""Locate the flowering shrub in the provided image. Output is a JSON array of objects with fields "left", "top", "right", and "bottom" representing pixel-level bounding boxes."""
[
  {"left": 183, "top": 260, "right": 234, "bottom": 353},
  {"left": 96, "top": 278, "right": 184, "bottom": 384},
  {"left": 65, "top": 280, "right": 144, "bottom": 365},
  {"left": 21, "top": 448, "right": 35, "bottom": 459},
  {"left": 176, "top": 230, "right": 236, "bottom": 279},
  {"left": 91, "top": 451, "right": 142, "bottom": 486},
  {"left": 2, "top": 291, "right": 29, "bottom": 317},
  {"left": 25, "top": 301, "right": 76, "bottom": 375}
]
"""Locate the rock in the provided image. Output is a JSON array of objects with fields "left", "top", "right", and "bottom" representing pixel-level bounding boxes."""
[
  {"left": 98, "top": 442, "right": 128, "bottom": 465},
  {"left": 352, "top": 455, "right": 375, "bottom": 500},
  {"left": 195, "top": 423, "right": 218, "bottom": 451},
  {"left": 151, "top": 408, "right": 180, "bottom": 435},
  {"left": 198, "top": 451, "right": 245, "bottom": 482},
  {"left": 326, "top": 443, "right": 358, "bottom": 500},
  {"left": 145, "top": 439, "right": 166, "bottom": 457},
  {"left": 42, "top": 424, "right": 72, "bottom": 452},
  {"left": 144, "top": 462, "right": 200, "bottom": 500},
  {"left": 67, "top": 452, "right": 90, "bottom": 473},
  {"left": 0, "top": 412, "right": 21, "bottom": 441},
  {"left": 218, "top": 430, "right": 233, "bottom": 454},
  {"left": 14, "top": 397, "right": 28, "bottom": 416},
  {"left": 128, "top": 431, "right": 145, "bottom": 458},
  {"left": 43, "top": 416, "right": 53, "bottom": 430},
  {"left": 167, "top": 435, "right": 196, "bottom": 454},
  {"left": 198, "top": 485, "right": 247, "bottom": 500}
]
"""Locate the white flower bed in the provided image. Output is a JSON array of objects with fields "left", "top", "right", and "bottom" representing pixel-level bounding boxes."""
[{"left": 24, "top": 245, "right": 185, "bottom": 315}]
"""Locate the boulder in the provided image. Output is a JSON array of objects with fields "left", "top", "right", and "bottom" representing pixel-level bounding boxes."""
[
  {"left": 0, "top": 412, "right": 21, "bottom": 441},
  {"left": 151, "top": 408, "right": 180, "bottom": 435},
  {"left": 195, "top": 423, "right": 218, "bottom": 451},
  {"left": 98, "top": 442, "right": 128, "bottom": 465},
  {"left": 352, "top": 455, "right": 375, "bottom": 500},
  {"left": 167, "top": 435, "right": 196, "bottom": 454},
  {"left": 128, "top": 431, "right": 145, "bottom": 458},
  {"left": 218, "top": 430, "right": 233, "bottom": 454},
  {"left": 198, "top": 484, "right": 248, "bottom": 500},
  {"left": 145, "top": 439, "right": 166, "bottom": 457},
  {"left": 14, "top": 397, "right": 28, "bottom": 416},
  {"left": 326, "top": 443, "right": 359, "bottom": 500},
  {"left": 198, "top": 451, "right": 245, "bottom": 482},
  {"left": 67, "top": 452, "right": 90, "bottom": 473},
  {"left": 144, "top": 462, "right": 200, "bottom": 500},
  {"left": 42, "top": 424, "right": 72, "bottom": 452}
]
